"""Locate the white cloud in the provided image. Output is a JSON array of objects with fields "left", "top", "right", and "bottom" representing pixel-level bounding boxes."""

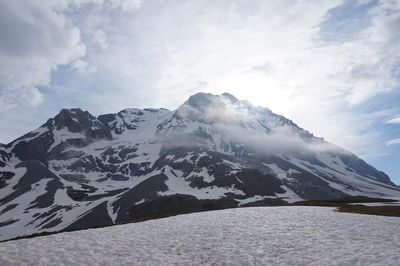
[
  {"left": 110, "top": 0, "right": 142, "bottom": 12},
  {"left": 0, "top": 86, "right": 44, "bottom": 110},
  {"left": 92, "top": 29, "right": 109, "bottom": 50},
  {"left": 71, "top": 59, "right": 97, "bottom": 73},
  {"left": 0, "top": 0, "right": 143, "bottom": 111},
  {"left": 386, "top": 138, "right": 400, "bottom": 145},
  {"left": 0, "top": 0, "right": 86, "bottom": 110},
  {"left": 168, "top": 94, "right": 340, "bottom": 156},
  {"left": 386, "top": 116, "right": 400, "bottom": 124}
]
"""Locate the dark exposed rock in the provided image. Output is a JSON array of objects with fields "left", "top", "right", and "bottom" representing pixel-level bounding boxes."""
[
  {"left": 339, "top": 152, "right": 395, "bottom": 186},
  {"left": 25, "top": 205, "right": 73, "bottom": 227},
  {"left": 12, "top": 131, "right": 53, "bottom": 166},
  {"left": 0, "top": 171, "right": 15, "bottom": 188},
  {"left": 124, "top": 194, "right": 238, "bottom": 222},
  {"left": 113, "top": 173, "right": 169, "bottom": 222},
  {"left": 60, "top": 173, "right": 89, "bottom": 183},
  {"left": 28, "top": 177, "right": 64, "bottom": 209},
  {"left": 241, "top": 198, "right": 287, "bottom": 207},
  {"left": 41, "top": 217, "right": 63, "bottom": 229},
  {"left": 66, "top": 185, "right": 127, "bottom": 202},
  {"left": 0, "top": 204, "right": 18, "bottom": 215},
  {"left": 66, "top": 202, "right": 113, "bottom": 231},
  {"left": 0, "top": 219, "right": 18, "bottom": 227},
  {"left": 0, "top": 160, "right": 62, "bottom": 207},
  {"left": 48, "top": 108, "right": 112, "bottom": 140}
]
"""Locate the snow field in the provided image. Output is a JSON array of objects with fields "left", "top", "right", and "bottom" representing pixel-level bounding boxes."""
[{"left": 0, "top": 206, "right": 399, "bottom": 265}]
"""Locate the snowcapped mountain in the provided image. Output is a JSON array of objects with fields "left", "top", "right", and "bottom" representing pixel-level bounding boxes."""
[{"left": 0, "top": 92, "right": 399, "bottom": 241}]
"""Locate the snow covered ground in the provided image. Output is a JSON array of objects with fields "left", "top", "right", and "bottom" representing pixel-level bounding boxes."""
[{"left": 0, "top": 206, "right": 399, "bottom": 266}]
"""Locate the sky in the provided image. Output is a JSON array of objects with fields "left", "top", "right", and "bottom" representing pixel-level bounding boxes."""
[{"left": 0, "top": 0, "right": 399, "bottom": 183}]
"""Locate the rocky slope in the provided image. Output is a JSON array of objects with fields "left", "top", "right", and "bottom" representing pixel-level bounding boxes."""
[{"left": 0, "top": 92, "right": 399, "bottom": 241}]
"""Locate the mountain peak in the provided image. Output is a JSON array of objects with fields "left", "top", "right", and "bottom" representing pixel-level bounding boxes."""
[
  {"left": 50, "top": 108, "right": 94, "bottom": 131},
  {"left": 221, "top": 92, "right": 239, "bottom": 103},
  {"left": 185, "top": 92, "right": 240, "bottom": 108},
  {"left": 180, "top": 92, "right": 242, "bottom": 111},
  {"left": 185, "top": 92, "right": 216, "bottom": 108},
  {"left": 44, "top": 108, "right": 112, "bottom": 140},
  {"left": 176, "top": 93, "right": 230, "bottom": 122},
  {"left": 60, "top": 108, "right": 85, "bottom": 114},
  {"left": 176, "top": 92, "right": 271, "bottom": 126}
]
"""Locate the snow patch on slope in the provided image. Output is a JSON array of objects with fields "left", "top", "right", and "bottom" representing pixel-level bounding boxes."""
[
  {"left": 49, "top": 129, "right": 86, "bottom": 152},
  {"left": 159, "top": 167, "right": 244, "bottom": 200}
]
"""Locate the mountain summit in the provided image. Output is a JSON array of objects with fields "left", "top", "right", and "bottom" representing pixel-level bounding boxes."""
[{"left": 0, "top": 92, "right": 399, "bottom": 241}]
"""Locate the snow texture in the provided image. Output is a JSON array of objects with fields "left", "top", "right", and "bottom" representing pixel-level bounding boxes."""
[{"left": 0, "top": 206, "right": 399, "bottom": 266}]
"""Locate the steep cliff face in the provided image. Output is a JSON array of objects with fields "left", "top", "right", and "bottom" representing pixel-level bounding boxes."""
[{"left": 0, "top": 92, "right": 399, "bottom": 241}]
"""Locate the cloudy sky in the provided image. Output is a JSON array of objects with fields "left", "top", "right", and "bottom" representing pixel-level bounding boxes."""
[{"left": 0, "top": 0, "right": 399, "bottom": 182}]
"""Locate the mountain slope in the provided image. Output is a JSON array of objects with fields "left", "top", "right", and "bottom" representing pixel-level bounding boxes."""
[{"left": 0, "top": 92, "right": 399, "bottom": 241}]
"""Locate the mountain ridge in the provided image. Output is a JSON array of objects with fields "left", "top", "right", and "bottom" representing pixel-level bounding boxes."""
[{"left": 0, "top": 92, "right": 399, "bottom": 241}]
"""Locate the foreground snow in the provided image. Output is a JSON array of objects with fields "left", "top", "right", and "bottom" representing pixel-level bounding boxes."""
[{"left": 0, "top": 206, "right": 399, "bottom": 265}]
